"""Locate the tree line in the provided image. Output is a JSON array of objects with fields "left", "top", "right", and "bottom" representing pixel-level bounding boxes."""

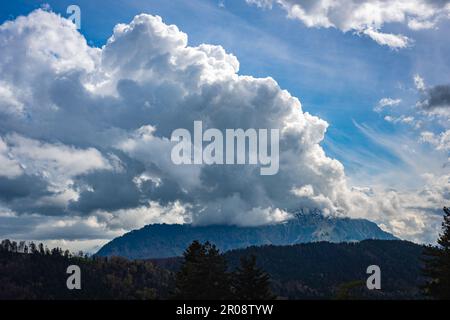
[
  {"left": 0, "top": 242, "right": 173, "bottom": 299},
  {"left": 0, "top": 238, "right": 273, "bottom": 299},
  {"left": 1, "top": 206, "right": 450, "bottom": 299},
  {"left": 1, "top": 239, "right": 75, "bottom": 257}
]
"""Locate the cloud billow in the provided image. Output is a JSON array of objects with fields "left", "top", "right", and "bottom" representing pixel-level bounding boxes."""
[
  {"left": 0, "top": 10, "right": 346, "bottom": 224},
  {"left": 0, "top": 10, "right": 446, "bottom": 247}
]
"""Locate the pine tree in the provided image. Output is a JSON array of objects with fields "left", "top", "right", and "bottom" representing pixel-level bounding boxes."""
[
  {"left": 174, "top": 241, "right": 231, "bottom": 299},
  {"left": 174, "top": 240, "right": 205, "bottom": 298},
  {"left": 422, "top": 207, "right": 450, "bottom": 299},
  {"left": 232, "top": 255, "right": 275, "bottom": 300}
]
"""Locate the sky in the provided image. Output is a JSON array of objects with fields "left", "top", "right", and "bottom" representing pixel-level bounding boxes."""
[{"left": 0, "top": 0, "right": 449, "bottom": 252}]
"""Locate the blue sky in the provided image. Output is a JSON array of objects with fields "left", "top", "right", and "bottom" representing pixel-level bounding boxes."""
[
  {"left": 2, "top": 0, "right": 448, "bottom": 179},
  {"left": 0, "top": 0, "right": 449, "bottom": 250}
]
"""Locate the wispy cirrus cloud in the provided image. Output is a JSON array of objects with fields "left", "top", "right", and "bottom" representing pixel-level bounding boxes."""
[
  {"left": 374, "top": 98, "right": 402, "bottom": 113},
  {"left": 246, "top": 0, "right": 450, "bottom": 49}
]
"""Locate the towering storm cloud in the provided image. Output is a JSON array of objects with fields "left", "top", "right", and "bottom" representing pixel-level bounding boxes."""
[{"left": 0, "top": 10, "right": 446, "bottom": 249}]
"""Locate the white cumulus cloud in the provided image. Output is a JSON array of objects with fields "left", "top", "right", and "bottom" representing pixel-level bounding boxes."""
[{"left": 0, "top": 10, "right": 447, "bottom": 251}]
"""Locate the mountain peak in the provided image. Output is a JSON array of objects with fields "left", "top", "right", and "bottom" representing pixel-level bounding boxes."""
[{"left": 96, "top": 215, "right": 396, "bottom": 259}]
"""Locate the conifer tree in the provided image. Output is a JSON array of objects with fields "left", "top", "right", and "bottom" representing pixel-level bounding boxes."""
[
  {"left": 232, "top": 255, "right": 275, "bottom": 300},
  {"left": 422, "top": 207, "right": 450, "bottom": 299},
  {"left": 174, "top": 241, "right": 231, "bottom": 299}
]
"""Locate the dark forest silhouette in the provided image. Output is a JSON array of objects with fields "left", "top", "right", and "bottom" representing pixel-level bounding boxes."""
[
  {"left": 0, "top": 240, "right": 173, "bottom": 299},
  {"left": 173, "top": 241, "right": 274, "bottom": 300},
  {"left": 1, "top": 207, "right": 450, "bottom": 299},
  {"left": 422, "top": 207, "right": 450, "bottom": 299}
]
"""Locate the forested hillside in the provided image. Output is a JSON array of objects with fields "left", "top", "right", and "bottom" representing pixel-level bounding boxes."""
[
  {"left": 150, "top": 240, "right": 426, "bottom": 299},
  {"left": 0, "top": 240, "right": 173, "bottom": 299},
  {"left": 1, "top": 239, "right": 426, "bottom": 299},
  {"left": 225, "top": 240, "right": 425, "bottom": 299}
]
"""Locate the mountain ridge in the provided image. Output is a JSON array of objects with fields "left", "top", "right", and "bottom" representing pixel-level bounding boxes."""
[{"left": 96, "top": 213, "right": 397, "bottom": 259}]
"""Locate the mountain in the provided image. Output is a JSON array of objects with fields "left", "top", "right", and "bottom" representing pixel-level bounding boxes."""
[{"left": 96, "top": 213, "right": 397, "bottom": 259}]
